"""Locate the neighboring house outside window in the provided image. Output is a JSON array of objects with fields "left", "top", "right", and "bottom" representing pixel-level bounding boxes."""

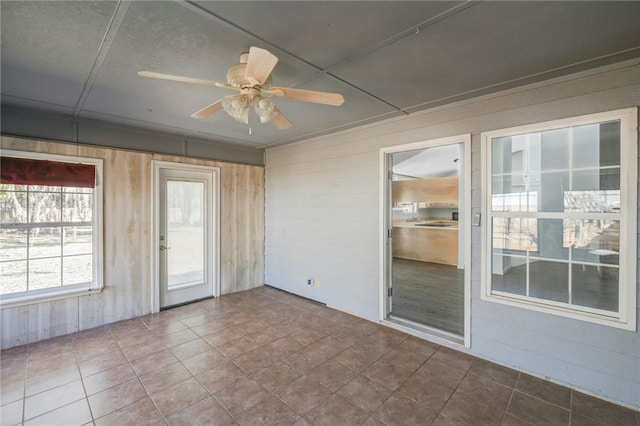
[
  {"left": 0, "top": 151, "right": 103, "bottom": 307},
  {"left": 481, "top": 108, "right": 637, "bottom": 330}
]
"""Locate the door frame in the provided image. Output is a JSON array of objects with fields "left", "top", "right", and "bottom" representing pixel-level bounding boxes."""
[
  {"left": 379, "top": 134, "right": 472, "bottom": 348},
  {"left": 151, "top": 161, "right": 221, "bottom": 313}
]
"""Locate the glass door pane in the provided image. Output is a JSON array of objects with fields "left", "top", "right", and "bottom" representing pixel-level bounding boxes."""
[
  {"left": 166, "top": 180, "right": 205, "bottom": 289},
  {"left": 388, "top": 143, "right": 465, "bottom": 338}
]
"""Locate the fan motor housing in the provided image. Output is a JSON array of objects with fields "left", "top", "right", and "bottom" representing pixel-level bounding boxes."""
[{"left": 227, "top": 53, "right": 272, "bottom": 89}]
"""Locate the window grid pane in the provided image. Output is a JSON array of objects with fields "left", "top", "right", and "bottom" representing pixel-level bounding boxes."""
[
  {"left": 489, "top": 119, "right": 623, "bottom": 316},
  {"left": 0, "top": 179, "right": 96, "bottom": 296}
]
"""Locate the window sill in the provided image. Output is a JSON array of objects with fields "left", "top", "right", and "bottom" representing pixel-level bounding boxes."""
[
  {"left": 481, "top": 292, "right": 636, "bottom": 331},
  {"left": 0, "top": 286, "right": 104, "bottom": 309}
]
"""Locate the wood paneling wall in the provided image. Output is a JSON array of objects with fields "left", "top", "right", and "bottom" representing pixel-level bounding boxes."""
[{"left": 0, "top": 137, "right": 264, "bottom": 348}]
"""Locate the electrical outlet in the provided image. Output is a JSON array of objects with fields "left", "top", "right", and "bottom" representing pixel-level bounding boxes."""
[{"left": 307, "top": 279, "right": 312, "bottom": 285}]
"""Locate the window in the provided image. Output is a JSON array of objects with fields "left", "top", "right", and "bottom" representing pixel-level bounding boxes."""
[
  {"left": 0, "top": 151, "right": 103, "bottom": 306},
  {"left": 481, "top": 108, "right": 637, "bottom": 329}
]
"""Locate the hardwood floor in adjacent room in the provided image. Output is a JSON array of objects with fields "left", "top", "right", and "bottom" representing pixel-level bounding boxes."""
[{"left": 391, "top": 258, "right": 464, "bottom": 336}]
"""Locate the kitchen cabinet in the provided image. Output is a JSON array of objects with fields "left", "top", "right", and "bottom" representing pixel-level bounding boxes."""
[
  {"left": 393, "top": 226, "right": 458, "bottom": 265},
  {"left": 392, "top": 176, "right": 458, "bottom": 206}
]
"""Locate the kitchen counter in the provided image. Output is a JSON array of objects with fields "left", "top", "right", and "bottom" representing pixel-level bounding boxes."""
[
  {"left": 393, "top": 220, "right": 458, "bottom": 230},
  {"left": 392, "top": 221, "right": 458, "bottom": 265}
]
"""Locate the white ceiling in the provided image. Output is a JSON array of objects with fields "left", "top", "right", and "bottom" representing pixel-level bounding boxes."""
[
  {"left": 2, "top": 1, "right": 639, "bottom": 152},
  {"left": 393, "top": 144, "right": 460, "bottom": 179}
]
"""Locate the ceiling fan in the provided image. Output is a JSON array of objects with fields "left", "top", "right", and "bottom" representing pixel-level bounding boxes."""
[{"left": 138, "top": 46, "right": 345, "bottom": 131}]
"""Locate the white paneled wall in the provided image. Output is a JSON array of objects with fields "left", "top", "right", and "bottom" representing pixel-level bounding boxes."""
[{"left": 265, "top": 59, "right": 640, "bottom": 408}]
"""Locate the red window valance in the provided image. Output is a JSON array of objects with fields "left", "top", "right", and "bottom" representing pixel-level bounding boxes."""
[{"left": 1, "top": 156, "right": 96, "bottom": 188}]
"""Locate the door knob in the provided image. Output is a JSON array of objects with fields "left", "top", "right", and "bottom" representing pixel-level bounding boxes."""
[{"left": 160, "top": 245, "right": 171, "bottom": 251}]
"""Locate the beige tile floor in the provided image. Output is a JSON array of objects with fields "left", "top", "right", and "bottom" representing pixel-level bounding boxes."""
[{"left": 1, "top": 286, "right": 638, "bottom": 425}]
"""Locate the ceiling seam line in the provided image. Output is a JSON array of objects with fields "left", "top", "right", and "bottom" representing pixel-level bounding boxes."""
[
  {"left": 71, "top": 0, "right": 131, "bottom": 119},
  {"left": 320, "top": 0, "right": 482, "bottom": 76},
  {"left": 1, "top": 94, "right": 72, "bottom": 111},
  {"left": 325, "top": 73, "right": 407, "bottom": 114},
  {"left": 178, "top": 1, "right": 404, "bottom": 110},
  {"left": 180, "top": 0, "right": 325, "bottom": 74},
  {"left": 267, "top": 111, "right": 408, "bottom": 147},
  {"left": 405, "top": 46, "right": 640, "bottom": 113},
  {"left": 308, "top": 1, "right": 481, "bottom": 109},
  {"left": 179, "top": 0, "right": 477, "bottom": 114}
]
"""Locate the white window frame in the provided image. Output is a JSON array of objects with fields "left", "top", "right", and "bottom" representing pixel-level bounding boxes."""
[
  {"left": 480, "top": 108, "right": 637, "bottom": 330},
  {"left": 0, "top": 149, "right": 104, "bottom": 308}
]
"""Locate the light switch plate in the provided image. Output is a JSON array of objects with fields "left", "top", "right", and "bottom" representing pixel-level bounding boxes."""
[{"left": 473, "top": 212, "right": 481, "bottom": 226}]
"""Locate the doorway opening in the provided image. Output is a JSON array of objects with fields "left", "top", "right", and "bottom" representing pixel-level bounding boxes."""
[
  {"left": 380, "top": 135, "right": 471, "bottom": 346},
  {"left": 152, "top": 161, "right": 220, "bottom": 311}
]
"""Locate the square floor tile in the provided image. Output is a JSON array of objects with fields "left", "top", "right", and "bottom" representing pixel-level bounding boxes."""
[
  {"left": 1, "top": 379, "right": 25, "bottom": 405},
  {"left": 415, "top": 358, "right": 466, "bottom": 390},
  {"left": 168, "top": 338, "right": 213, "bottom": 361},
  {"left": 284, "top": 347, "right": 332, "bottom": 373},
  {"left": 151, "top": 377, "right": 209, "bottom": 418},
  {"left": 140, "top": 362, "right": 192, "bottom": 395},
  {"left": 430, "top": 347, "right": 474, "bottom": 371},
  {"left": 516, "top": 373, "right": 571, "bottom": 409},
  {"left": 23, "top": 398, "right": 92, "bottom": 426},
  {"left": 507, "top": 391, "right": 570, "bottom": 425},
  {"left": 334, "top": 347, "right": 381, "bottom": 373},
  {"left": 274, "top": 375, "right": 332, "bottom": 416},
  {"left": 362, "top": 359, "right": 412, "bottom": 391},
  {"left": 88, "top": 378, "right": 147, "bottom": 419},
  {"left": 83, "top": 363, "right": 137, "bottom": 396},
  {"left": 94, "top": 396, "right": 163, "bottom": 426},
  {"left": 213, "top": 376, "right": 273, "bottom": 416},
  {"left": 233, "top": 347, "right": 280, "bottom": 374},
  {"left": 262, "top": 336, "right": 304, "bottom": 359},
  {"left": 129, "top": 349, "right": 177, "bottom": 376},
  {"left": 373, "top": 394, "right": 437, "bottom": 426},
  {"left": 337, "top": 375, "right": 392, "bottom": 413},
  {"left": 304, "top": 394, "right": 369, "bottom": 426},
  {"left": 379, "top": 348, "right": 429, "bottom": 373},
  {"left": 0, "top": 399, "right": 23, "bottom": 426},
  {"left": 469, "top": 359, "right": 519, "bottom": 388},
  {"left": 235, "top": 394, "right": 299, "bottom": 426},
  {"left": 165, "top": 396, "right": 236, "bottom": 426},
  {"left": 181, "top": 349, "right": 226, "bottom": 375},
  {"left": 396, "top": 373, "right": 455, "bottom": 412},
  {"left": 440, "top": 387, "right": 509, "bottom": 425},
  {"left": 571, "top": 391, "right": 638, "bottom": 426},
  {"left": 216, "top": 337, "right": 259, "bottom": 359},
  {"left": 77, "top": 349, "right": 128, "bottom": 377},
  {"left": 24, "top": 363, "right": 80, "bottom": 397},
  {"left": 24, "top": 379, "right": 85, "bottom": 420},
  {"left": 306, "top": 359, "right": 357, "bottom": 392},
  {"left": 196, "top": 359, "right": 248, "bottom": 394}
]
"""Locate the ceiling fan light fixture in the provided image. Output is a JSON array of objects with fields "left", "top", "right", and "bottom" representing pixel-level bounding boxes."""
[
  {"left": 222, "top": 93, "right": 279, "bottom": 125},
  {"left": 222, "top": 94, "right": 250, "bottom": 124},
  {"left": 254, "top": 96, "right": 278, "bottom": 124}
]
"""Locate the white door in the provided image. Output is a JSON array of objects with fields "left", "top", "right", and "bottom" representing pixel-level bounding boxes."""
[{"left": 157, "top": 165, "right": 218, "bottom": 308}]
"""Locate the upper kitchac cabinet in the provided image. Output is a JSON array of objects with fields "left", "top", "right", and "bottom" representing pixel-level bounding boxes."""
[{"left": 392, "top": 177, "right": 459, "bottom": 207}]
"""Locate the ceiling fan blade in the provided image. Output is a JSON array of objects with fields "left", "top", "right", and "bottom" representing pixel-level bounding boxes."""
[
  {"left": 244, "top": 46, "right": 278, "bottom": 86},
  {"left": 265, "top": 87, "right": 344, "bottom": 106},
  {"left": 191, "top": 100, "right": 223, "bottom": 119},
  {"left": 272, "top": 107, "right": 292, "bottom": 129},
  {"left": 138, "top": 71, "right": 223, "bottom": 88}
]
